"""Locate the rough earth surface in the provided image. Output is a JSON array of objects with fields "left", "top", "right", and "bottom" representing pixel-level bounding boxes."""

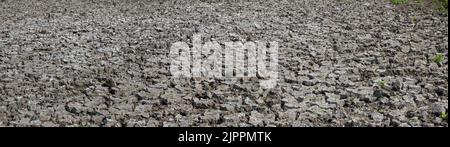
[{"left": 0, "top": 0, "right": 448, "bottom": 127}]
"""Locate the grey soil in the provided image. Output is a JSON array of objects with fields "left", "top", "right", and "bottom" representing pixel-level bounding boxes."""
[{"left": 0, "top": 0, "right": 448, "bottom": 127}]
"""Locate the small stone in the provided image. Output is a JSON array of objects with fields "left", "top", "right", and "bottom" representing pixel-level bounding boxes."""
[
  {"left": 134, "top": 104, "right": 152, "bottom": 118},
  {"left": 249, "top": 111, "right": 264, "bottom": 126},
  {"left": 371, "top": 112, "right": 384, "bottom": 122},
  {"left": 29, "top": 120, "right": 42, "bottom": 127},
  {"left": 302, "top": 80, "right": 315, "bottom": 86},
  {"left": 285, "top": 75, "right": 298, "bottom": 83},
  {"left": 160, "top": 90, "right": 179, "bottom": 105},
  {"left": 254, "top": 23, "right": 262, "bottom": 29},
  {"left": 281, "top": 95, "right": 301, "bottom": 109},
  {"left": 229, "top": 33, "right": 240, "bottom": 41},
  {"left": 91, "top": 115, "right": 105, "bottom": 124},
  {"left": 374, "top": 89, "right": 389, "bottom": 99},
  {"left": 155, "top": 27, "right": 163, "bottom": 32},
  {"left": 243, "top": 97, "right": 256, "bottom": 106},
  {"left": 192, "top": 98, "right": 213, "bottom": 109},
  {"left": 430, "top": 103, "right": 444, "bottom": 114},
  {"left": 66, "top": 102, "right": 84, "bottom": 114},
  {"left": 325, "top": 92, "right": 341, "bottom": 105},
  {"left": 104, "top": 119, "right": 120, "bottom": 127},
  {"left": 126, "top": 119, "right": 147, "bottom": 127},
  {"left": 219, "top": 104, "right": 235, "bottom": 111},
  {"left": 201, "top": 110, "right": 222, "bottom": 123},
  {"left": 277, "top": 110, "right": 297, "bottom": 121},
  {"left": 147, "top": 119, "right": 160, "bottom": 127},
  {"left": 360, "top": 95, "right": 377, "bottom": 103},
  {"left": 163, "top": 121, "right": 179, "bottom": 127},
  {"left": 399, "top": 123, "right": 411, "bottom": 127},
  {"left": 148, "top": 88, "right": 163, "bottom": 98},
  {"left": 388, "top": 110, "right": 403, "bottom": 119},
  {"left": 413, "top": 95, "right": 425, "bottom": 102},
  {"left": 136, "top": 91, "right": 151, "bottom": 100},
  {"left": 102, "top": 78, "right": 116, "bottom": 88},
  {"left": 348, "top": 87, "right": 374, "bottom": 99},
  {"left": 379, "top": 97, "right": 389, "bottom": 104},
  {"left": 401, "top": 46, "right": 410, "bottom": 53},
  {"left": 224, "top": 113, "right": 247, "bottom": 123},
  {"left": 42, "top": 122, "right": 59, "bottom": 127},
  {"left": 435, "top": 87, "right": 446, "bottom": 96},
  {"left": 391, "top": 80, "right": 402, "bottom": 91}
]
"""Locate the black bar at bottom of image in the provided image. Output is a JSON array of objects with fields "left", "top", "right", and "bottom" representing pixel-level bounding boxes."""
[{"left": 0, "top": 127, "right": 445, "bottom": 145}]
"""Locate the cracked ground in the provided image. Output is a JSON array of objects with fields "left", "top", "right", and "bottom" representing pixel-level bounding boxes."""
[{"left": 0, "top": 0, "right": 448, "bottom": 127}]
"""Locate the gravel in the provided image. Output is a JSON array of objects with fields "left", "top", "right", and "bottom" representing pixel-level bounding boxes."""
[{"left": 0, "top": 0, "right": 448, "bottom": 127}]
